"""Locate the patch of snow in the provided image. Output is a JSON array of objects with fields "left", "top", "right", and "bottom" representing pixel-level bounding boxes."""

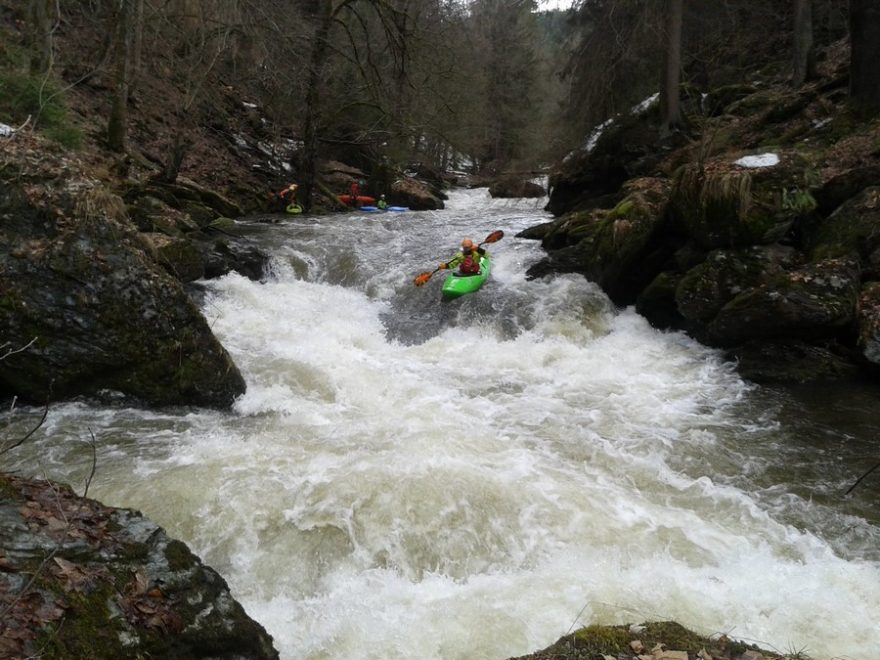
[
  {"left": 585, "top": 118, "right": 614, "bottom": 153},
  {"left": 242, "top": 101, "right": 258, "bottom": 109},
  {"left": 0, "top": 123, "right": 14, "bottom": 137},
  {"left": 734, "top": 153, "right": 779, "bottom": 168},
  {"left": 631, "top": 92, "right": 659, "bottom": 114}
]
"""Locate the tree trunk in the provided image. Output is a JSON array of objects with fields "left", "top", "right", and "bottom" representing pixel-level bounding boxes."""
[
  {"left": 162, "top": 132, "right": 194, "bottom": 183},
  {"left": 659, "top": 0, "right": 683, "bottom": 137},
  {"left": 299, "top": 0, "right": 334, "bottom": 212},
  {"left": 792, "top": 0, "right": 816, "bottom": 86},
  {"left": 107, "top": 0, "right": 135, "bottom": 152},
  {"left": 27, "top": 0, "right": 55, "bottom": 75},
  {"left": 850, "top": 0, "right": 880, "bottom": 112},
  {"left": 131, "top": 0, "right": 145, "bottom": 92}
]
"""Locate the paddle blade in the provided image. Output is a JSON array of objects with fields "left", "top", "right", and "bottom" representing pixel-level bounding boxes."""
[
  {"left": 481, "top": 230, "right": 504, "bottom": 245},
  {"left": 414, "top": 272, "right": 433, "bottom": 286}
]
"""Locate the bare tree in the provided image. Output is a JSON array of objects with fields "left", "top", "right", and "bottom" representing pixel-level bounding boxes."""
[
  {"left": 660, "top": 0, "right": 683, "bottom": 136},
  {"left": 107, "top": 0, "right": 138, "bottom": 152},
  {"left": 27, "top": 0, "right": 57, "bottom": 75},
  {"left": 849, "top": 0, "right": 880, "bottom": 112},
  {"left": 792, "top": 0, "right": 816, "bottom": 86}
]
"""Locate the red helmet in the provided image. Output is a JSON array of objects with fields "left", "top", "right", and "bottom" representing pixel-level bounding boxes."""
[{"left": 461, "top": 238, "right": 474, "bottom": 249}]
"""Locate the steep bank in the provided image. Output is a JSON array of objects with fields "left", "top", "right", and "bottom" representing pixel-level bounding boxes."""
[{"left": 528, "top": 41, "right": 880, "bottom": 386}]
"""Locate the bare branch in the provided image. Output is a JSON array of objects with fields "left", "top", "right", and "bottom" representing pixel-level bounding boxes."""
[{"left": 82, "top": 428, "right": 98, "bottom": 499}]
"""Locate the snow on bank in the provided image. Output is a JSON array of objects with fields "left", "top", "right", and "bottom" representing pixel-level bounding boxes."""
[{"left": 734, "top": 153, "right": 779, "bottom": 168}]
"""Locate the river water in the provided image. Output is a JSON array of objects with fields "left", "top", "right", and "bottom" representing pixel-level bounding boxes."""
[{"left": 5, "top": 188, "right": 880, "bottom": 659}]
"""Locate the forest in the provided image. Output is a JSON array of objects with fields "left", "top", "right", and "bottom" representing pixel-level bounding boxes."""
[
  {"left": 3, "top": 1, "right": 875, "bottom": 212},
  {"left": 2, "top": 1, "right": 880, "bottom": 660}
]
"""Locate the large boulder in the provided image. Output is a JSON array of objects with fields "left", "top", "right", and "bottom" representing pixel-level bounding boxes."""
[
  {"left": 488, "top": 178, "right": 545, "bottom": 198},
  {"left": 526, "top": 178, "right": 671, "bottom": 305},
  {"left": 390, "top": 177, "right": 445, "bottom": 210},
  {"left": 668, "top": 152, "right": 817, "bottom": 249},
  {"left": 806, "top": 185, "right": 880, "bottom": 274},
  {"left": 546, "top": 100, "right": 673, "bottom": 216},
  {"left": 0, "top": 135, "right": 246, "bottom": 408},
  {"left": 675, "top": 244, "right": 801, "bottom": 322},
  {"left": 0, "top": 474, "right": 278, "bottom": 659},
  {"left": 707, "top": 257, "right": 861, "bottom": 346}
]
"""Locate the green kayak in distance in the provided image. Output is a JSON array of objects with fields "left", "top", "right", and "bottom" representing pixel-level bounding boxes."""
[{"left": 440, "top": 256, "right": 491, "bottom": 299}]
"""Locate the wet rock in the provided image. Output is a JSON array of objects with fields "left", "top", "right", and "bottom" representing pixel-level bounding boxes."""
[
  {"left": 527, "top": 178, "right": 672, "bottom": 305},
  {"left": 675, "top": 245, "right": 801, "bottom": 322},
  {"left": 806, "top": 185, "right": 880, "bottom": 271},
  {"left": 488, "top": 178, "right": 546, "bottom": 198},
  {"left": 0, "top": 134, "right": 245, "bottom": 408},
  {"left": 391, "top": 176, "right": 445, "bottom": 210},
  {"left": 139, "top": 232, "right": 206, "bottom": 283},
  {"left": 707, "top": 257, "right": 861, "bottom": 346},
  {"left": 546, "top": 102, "right": 670, "bottom": 217},
  {"left": 0, "top": 474, "right": 278, "bottom": 659}
]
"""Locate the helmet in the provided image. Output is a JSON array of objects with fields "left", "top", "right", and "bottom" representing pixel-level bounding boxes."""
[{"left": 461, "top": 238, "right": 474, "bottom": 249}]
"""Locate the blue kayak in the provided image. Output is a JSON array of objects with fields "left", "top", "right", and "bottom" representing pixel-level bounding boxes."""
[
  {"left": 441, "top": 256, "right": 491, "bottom": 299},
  {"left": 360, "top": 205, "right": 410, "bottom": 213}
]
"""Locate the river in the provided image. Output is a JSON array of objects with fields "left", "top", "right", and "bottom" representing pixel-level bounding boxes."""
[{"left": 5, "top": 188, "right": 880, "bottom": 659}]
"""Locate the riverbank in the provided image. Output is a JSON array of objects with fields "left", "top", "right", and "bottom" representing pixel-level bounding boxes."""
[{"left": 530, "top": 39, "right": 880, "bottom": 388}]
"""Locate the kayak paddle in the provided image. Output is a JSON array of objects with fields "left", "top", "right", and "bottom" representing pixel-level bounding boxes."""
[{"left": 413, "top": 230, "right": 504, "bottom": 286}]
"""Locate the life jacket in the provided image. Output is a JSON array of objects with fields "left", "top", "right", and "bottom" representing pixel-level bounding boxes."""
[{"left": 459, "top": 254, "right": 480, "bottom": 275}]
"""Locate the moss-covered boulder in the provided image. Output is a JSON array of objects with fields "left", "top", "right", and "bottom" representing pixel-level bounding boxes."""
[
  {"left": 510, "top": 620, "right": 779, "bottom": 660},
  {"left": 707, "top": 257, "right": 860, "bottom": 346},
  {"left": 669, "top": 153, "right": 817, "bottom": 249},
  {"left": 675, "top": 245, "right": 801, "bottom": 322},
  {"left": 806, "top": 186, "right": 880, "bottom": 270},
  {"left": 0, "top": 133, "right": 245, "bottom": 408},
  {"left": 0, "top": 474, "right": 278, "bottom": 659},
  {"left": 545, "top": 99, "right": 678, "bottom": 216},
  {"left": 526, "top": 178, "right": 672, "bottom": 304},
  {"left": 139, "top": 232, "right": 207, "bottom": 283}
]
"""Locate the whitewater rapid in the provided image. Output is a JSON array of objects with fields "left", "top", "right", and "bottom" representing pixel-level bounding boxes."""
[{"left": 6, "top": 189, "right": 879, "bottom": 659}]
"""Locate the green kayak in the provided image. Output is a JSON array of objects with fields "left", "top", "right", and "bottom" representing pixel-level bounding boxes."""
[{"left": 441, "top": 256, "right": 491, "bottom": 299}]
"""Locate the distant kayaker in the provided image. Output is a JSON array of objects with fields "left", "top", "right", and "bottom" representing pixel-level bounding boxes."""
[
  {"left": 349, "top": 180, "right": 360, "bottom": 207},
  {"left": 279, "top": 182, "right": 298, "bottom": 203},
  {"left": 377, "top": 194, "right": 388, "bottom": 210},
  {"left": 439, "top": 238, "right": 486, "bottom": 276}
]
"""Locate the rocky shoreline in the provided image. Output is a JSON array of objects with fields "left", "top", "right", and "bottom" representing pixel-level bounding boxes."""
[
  {"left": 526, "top": 43, "right": 880, "bottom": 389},
  {"left": 0, "top": 474, "right": 278, "bottom": 658}
]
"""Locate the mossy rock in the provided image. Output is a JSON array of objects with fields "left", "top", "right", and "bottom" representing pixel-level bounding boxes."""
[
  {"left": 675, "top": 245, "right": 801, "bottom": 322},
  {"left": 807, "top": 186, "right": 880, "bottom": 262},
  {"left": 511, "top": 621, "right": 777, "bottom": 659},
  {"left": 669, "top": 154, "right": 816, "bottom": 249}
]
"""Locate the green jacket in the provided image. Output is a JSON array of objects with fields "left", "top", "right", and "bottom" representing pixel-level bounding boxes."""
[{"left": 445, "top": 247, "right": 487, "bottom": 270}]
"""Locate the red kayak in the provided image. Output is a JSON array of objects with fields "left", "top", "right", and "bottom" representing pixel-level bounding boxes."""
[{"left": 338, "top": 194, "right": 376, "bottom": 205}]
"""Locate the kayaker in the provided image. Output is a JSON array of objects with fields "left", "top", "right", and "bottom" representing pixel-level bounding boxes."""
[
  {"left": 439, "top": 238, "right": 486, "bottom": 276},
  {"left": 349, "top": 180, "right": 360, "bottom": 207},
  {"left": 377, "top": 194, "right": 388, "bottom": 210},
  {"left": 278, "top": 182, "right": 298, "bottom": 204}
]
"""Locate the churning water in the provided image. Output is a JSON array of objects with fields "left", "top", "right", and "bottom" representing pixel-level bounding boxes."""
[{"left": 5, "top": 188, "right": 880, "bottom": 659}]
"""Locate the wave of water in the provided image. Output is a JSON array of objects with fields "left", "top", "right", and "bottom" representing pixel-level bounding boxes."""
[{"left": 6, "top": 189, "right": 879, "bottom": 659}]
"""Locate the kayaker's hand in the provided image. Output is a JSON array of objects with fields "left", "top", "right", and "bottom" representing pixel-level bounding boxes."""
[{"left": 439, "top": 263, "right": 448, "bottom": 269}]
